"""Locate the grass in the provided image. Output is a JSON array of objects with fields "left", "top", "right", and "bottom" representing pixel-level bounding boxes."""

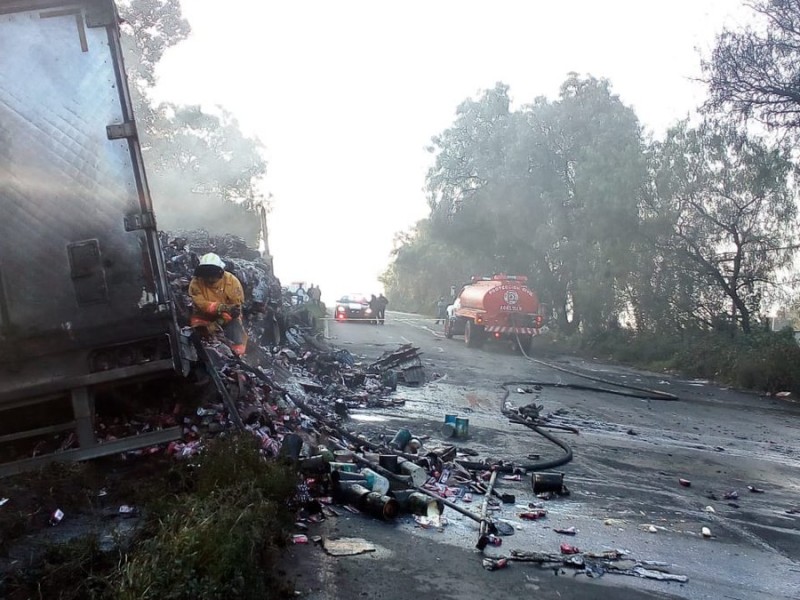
[
  {"left": 2, "top": 435, "right": 297, "bottom": 600},
  {"left": 535, "top": 327, "right": 800, "bottom": 394}
]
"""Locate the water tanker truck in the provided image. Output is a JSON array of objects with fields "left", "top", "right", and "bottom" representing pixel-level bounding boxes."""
[{"left": 444, "top": 274, "right": 545, "bottom": 351}]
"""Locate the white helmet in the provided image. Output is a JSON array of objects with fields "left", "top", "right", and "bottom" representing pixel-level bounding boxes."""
[{"left": 199, "top": 253, "right": 225, "bottom": 269}]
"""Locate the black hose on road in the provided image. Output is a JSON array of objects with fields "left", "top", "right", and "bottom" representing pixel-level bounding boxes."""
[{"left": 513, "top": 330, "right": 679, "bottom": 401}]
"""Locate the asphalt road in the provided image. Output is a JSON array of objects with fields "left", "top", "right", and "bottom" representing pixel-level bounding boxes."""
[{"left": 282, "top": 311, "right": 800, "bottom": 600}]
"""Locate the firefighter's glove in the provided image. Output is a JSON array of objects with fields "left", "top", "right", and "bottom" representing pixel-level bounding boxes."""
[{"left": 214, "top": 304, "right": 232, "bottom": 323}]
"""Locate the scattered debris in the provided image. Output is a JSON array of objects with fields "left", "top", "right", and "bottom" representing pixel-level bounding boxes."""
[
  {"left": 631, "top": 566, "right": 688, "bottom": 583},
  {"left": 322, "top": 537, "right": 377, "bottom": 557},
  {"left": 368, "top": 344, "right": 425, "bottom": 386},
  {"left": 49, "top": 509, "right": 64, "bottom": 526},
  {"left": 519, "top": 510, "right": 547, "bottom": 521},
  {"left": 554, "top": 526, "right": 577, "bottom": 535},
  {"left": 482, "top": 557, "right": 509, "bottom": 571},
  {"left": 560, "top": 543, "right": 580, "bottom": 555},
  {"left": 509, "top": 549, "right": 688, "bottom": 582},
  {"left": 701, "top": 527, "right": 712, "bottom": 538},
  {"left": 747, "top": 485, "right": 766, "bottom": 494},
  {"left": 679, "top": 478, "right": 691, "bottom": 487}
]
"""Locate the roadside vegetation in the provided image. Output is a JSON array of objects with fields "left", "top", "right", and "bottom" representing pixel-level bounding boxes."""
[
  {"left": 1, "top": 436, "right": 297, "bottom": 600},
  {"left": 533, "top": 327, "right": 800, "bottom": 395},
  {"left": 382, "top": 0, "right": 800, "bottom": 396}
]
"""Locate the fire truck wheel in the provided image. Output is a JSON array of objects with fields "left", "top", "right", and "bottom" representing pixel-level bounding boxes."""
[{"left": 465, "top": 320, "right": 485, "bottom": 348}]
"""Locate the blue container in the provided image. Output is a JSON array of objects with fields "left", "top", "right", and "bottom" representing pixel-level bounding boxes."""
[
  {"left": 442, "top": 414, "right": 458, "bottom": 438},
  {"left": 455, "top": 417, "right": 469, "bottom": 438},
  {"left": 390, "top": 428, "right": 412, "bottom": 450}
]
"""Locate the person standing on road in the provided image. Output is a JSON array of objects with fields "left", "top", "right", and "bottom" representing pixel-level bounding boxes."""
[
  {"left": 308, "top": 284, "right": 322, "bottom": 305},
  {"left": 435, "top": 296, "right": 447, "bottom": 325},
  {"left": 369, "top": 294, "right": 379, "bottom": 324},
  {"left": 189, "top": 253, "right": 248, "bottom": 356},
  {"left": 295, "top": 283, "right": 307, "bottom": 305},
  {"left": 377, "top": 293, "right": 388, "bottom": 325}
]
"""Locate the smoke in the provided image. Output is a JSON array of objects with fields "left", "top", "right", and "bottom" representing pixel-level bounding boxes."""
[{"left": 148, "top": 169, "right": 261, "bottom": 244}]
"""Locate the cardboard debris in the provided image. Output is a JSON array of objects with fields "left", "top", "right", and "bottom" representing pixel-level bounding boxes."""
[{"left": 322, "top": 537, "right": 377, "bottom": 556}]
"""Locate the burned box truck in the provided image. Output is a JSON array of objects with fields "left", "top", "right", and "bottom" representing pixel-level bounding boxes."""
[{"left": 0, "top": 0, "right": 184, "bottom": 474}]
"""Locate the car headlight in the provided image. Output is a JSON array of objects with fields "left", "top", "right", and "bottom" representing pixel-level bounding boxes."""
[{"left": 365, "top": 308, "right": 372, "bottom": 314}]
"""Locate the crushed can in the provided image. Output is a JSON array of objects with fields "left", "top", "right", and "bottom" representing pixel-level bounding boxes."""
[
  {"left": 519, "top": 510, "right": 547, "bottom": 520},
  {"left": 292, "top": 534, "right": 309, "bottom": 544},
  {"left": 49, "top": 509, "right": 64, "bottom": 526},
  {"left": 482, "top": 557, "right": 508, "bottom": 571},
  {"left": 560, "top": 543, "right": 580, "bottom": 555}
]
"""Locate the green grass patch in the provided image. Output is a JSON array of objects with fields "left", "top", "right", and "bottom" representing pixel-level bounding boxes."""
[
  {"left": 539, "top": 327, "right": 800, "bottom": 394},
  {"left": 2, "top": 435, "right": 297, "bottom": 600}
]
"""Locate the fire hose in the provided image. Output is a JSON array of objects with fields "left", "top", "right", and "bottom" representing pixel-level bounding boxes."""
[{"left": 512, "top": 330, "right": 679, "bottom": 401}]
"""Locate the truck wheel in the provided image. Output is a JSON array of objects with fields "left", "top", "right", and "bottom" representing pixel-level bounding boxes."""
[
  {"left": 444, "top": 318, "right": 453, "bottom": 339},
  {"left": 465, "top": 320, "right": 485, "bottom": 348}
]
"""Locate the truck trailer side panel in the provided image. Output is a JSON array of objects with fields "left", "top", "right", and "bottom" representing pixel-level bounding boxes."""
[{"left": 0, "top": 0, "right": 176, "bottom": 401}]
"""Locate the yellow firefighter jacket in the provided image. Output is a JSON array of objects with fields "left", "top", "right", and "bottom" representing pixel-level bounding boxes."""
[{"left": 188, "top": 271, "right": 247, "bottom": 355}]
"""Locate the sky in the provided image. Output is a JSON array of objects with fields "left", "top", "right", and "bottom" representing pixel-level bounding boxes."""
[{"left": 153, "top": 0, "right": 750, "bottom": 304}]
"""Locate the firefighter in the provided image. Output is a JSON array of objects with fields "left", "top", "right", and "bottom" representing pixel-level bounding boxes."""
[{"left": 189, "top": 252, "right": 248, "bottom": 356}]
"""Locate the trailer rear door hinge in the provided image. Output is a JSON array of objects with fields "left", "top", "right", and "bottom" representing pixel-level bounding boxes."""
[
  {"left": 107, "top": 121, "right": 137, "bottom": 140},
  {"left": 124, "top": 211, "right": 157, "bottom": 232}
]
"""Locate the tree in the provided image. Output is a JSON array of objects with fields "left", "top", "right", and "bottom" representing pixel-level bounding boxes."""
[
  {"left": 423, "top": 76, "right": 648, "bottom": 334},
  {"left": 648, "top": 119, "right": 798, "bottom": 333},
  {"left": 519, "top": 75, "right": 647, "bottom": 333},
  {"left": 380, "top": 220, "right": 482, "bottom": 312},
  {"left": 119, "top": 0, "right": 267, "bottom": 241},
  {"left": 143, "top": 104, "right": 267, "bottom": 238},
  {"left": 704, "top": 0, "right": 800, "bottom": 130},
  {"left": 119, "top": 0, "right": 190, "bottom": 90}
]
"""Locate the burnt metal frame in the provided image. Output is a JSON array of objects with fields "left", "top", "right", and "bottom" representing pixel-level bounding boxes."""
[{"left": 0, "top": 426, "right": 182, "bottom": 478}]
